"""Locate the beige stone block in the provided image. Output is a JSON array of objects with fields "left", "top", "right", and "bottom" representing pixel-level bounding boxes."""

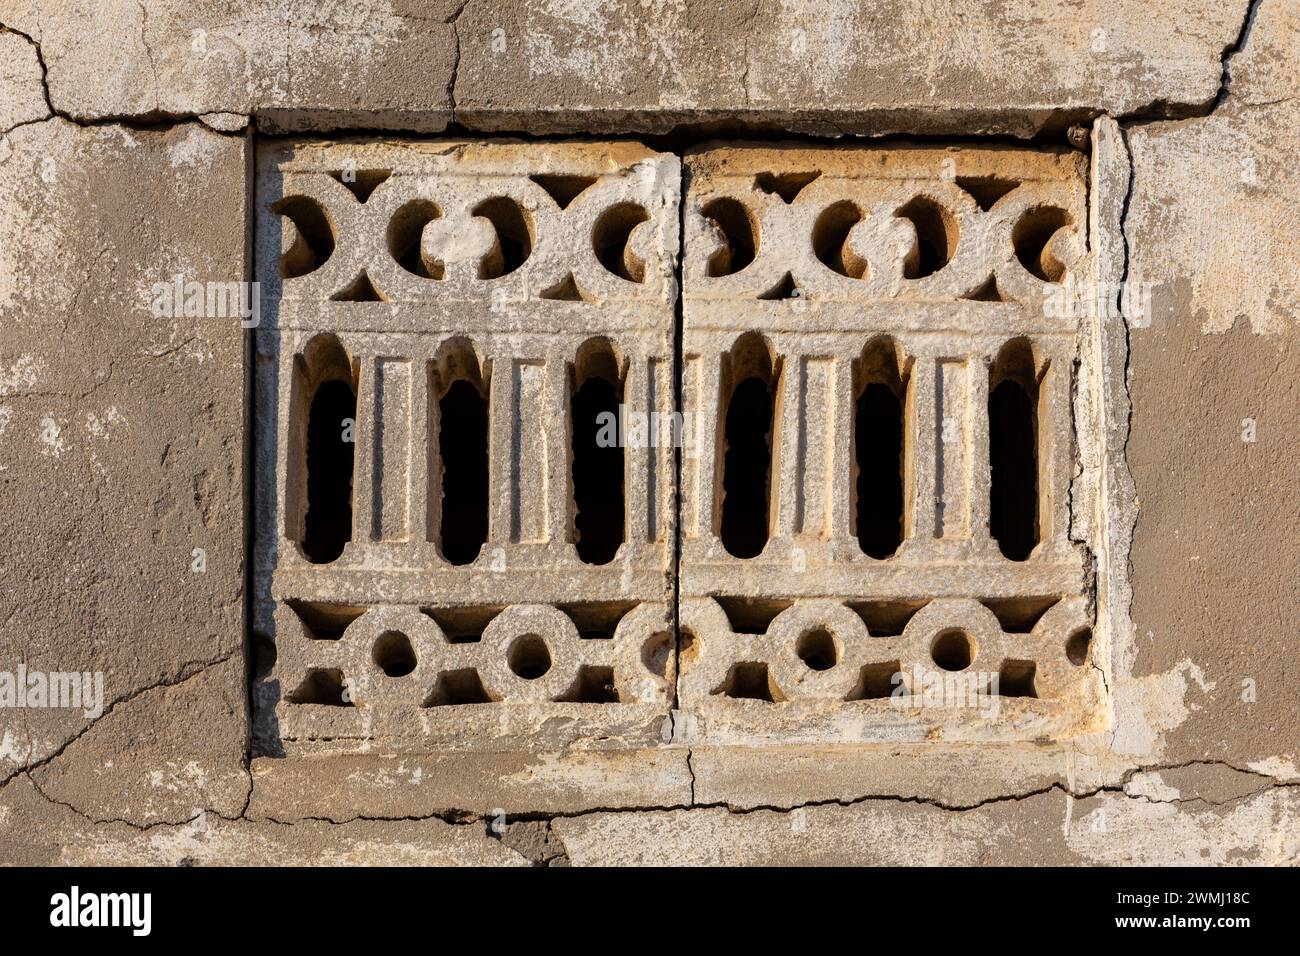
[
  {"left": 455, "top": 0, "right": 1246, "bottom": 136},
  {"left": 0, "top": 0, "right": 461, "bottom": 130},
  {"left": 247, "top": 748, "right": 692, "bottom": 820}
]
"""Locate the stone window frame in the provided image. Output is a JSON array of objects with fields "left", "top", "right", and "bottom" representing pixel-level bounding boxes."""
[{"left": 249, "top": 124, "right": 1135, "bottom": 779}]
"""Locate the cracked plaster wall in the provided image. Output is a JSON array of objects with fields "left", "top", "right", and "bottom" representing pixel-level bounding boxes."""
[{"left": 0, "top": 0, "right": 1296, "bottom": 865}]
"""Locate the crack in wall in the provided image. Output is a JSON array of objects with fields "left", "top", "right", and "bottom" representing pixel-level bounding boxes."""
[
  {"left": 3, "top": 4, "right": 1282, "bottom": 858},
  {"left": 2, "top": 4, "right": 1264, "bottom": 138},
  {"left": 1211, "top": 0, "right": 1265, "bottom": 113},
  {"left": 0, "top": 651, "right": 240, "bottom": 790},
  {"left": 15, "top": 756, "right": 1297, "bottom": 846},
  {"left": 445, "top": 0, "right": 470, "bottom": 125}
]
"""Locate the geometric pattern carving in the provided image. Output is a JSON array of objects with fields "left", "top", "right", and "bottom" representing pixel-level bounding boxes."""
[
  {"left": 253, "top": 139, "right": 1108, "bottom": 750},
  {"left": 252, "top": 141, "right": 679, "bottom": 749},
  {"left": 679, "top": 145, "right": 1102, "bottom": 738}
]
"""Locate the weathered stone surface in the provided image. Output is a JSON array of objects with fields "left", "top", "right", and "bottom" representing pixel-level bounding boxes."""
[
  {"left": 1124, "top": 0, "right": 1300, "bottom": 774},
  {"left": 29, "top": 657, "right": 248, "bottom": 825},
  {"left": 0, "top": 28, "right": 46, "bottom": 132},
  {"left": 247, "top": 748, "right": 692, "bottom": 821},
  {"left": 0, "top": 119, "right": 245, "bottom": 792},
  {"left": 0, "top": 0, "right": 1296, "bottom": 870},
  {"left": 688, "top": 744, "right": 1064, "bottom": 810},
  {"left": 455, "top": 0, "right": 1246, "bottom": 135},
  {"left": 677, "top": 143, "right": 1106, "bottom": 753},
  {"left": 555, "top": 784, "right": 1300, "bottom": 865},
  {"left": 554, "top": 793, "right": 1075, "bottom": 865},
  {"left": 0, "top": 775, "right": 525, "bottom": 866},
  {"left": 0, "top": 2, "right": 1249, "bottom": 134},
  {"left": 0, "top": 0, "right": 460, "bottom": 130},
  {"left": 250, "top": 140, "right": 680, "bottom": 757}
]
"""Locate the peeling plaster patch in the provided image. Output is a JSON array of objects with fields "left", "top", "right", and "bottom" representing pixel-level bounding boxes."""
[
  {"left": 1128, "top": 120, "right": 1295, "bottom": 335},
  {"left": 169, "top": 126, "right": 218, "bottom": 169},
  {"left": 0, "top": 354, "right": 43, "bottom": 396},
  {"left": 1247, "top": 756, "right": 1300, "bottom": 782},
  {"left": 0, "top": 405, "right": 11, "bottom": 434},
  {"left": 0, "top": 727, "right": 30, "bottom": 764},
  {"left": 1110, "top": 659, "right": 1213, "bottom": 757},
  {"left": 84, "top": 407, "right": 126, "bottom": 440},
  {"left": 38, "top": 415, "right": 66, "bottom": 458},
  {"left": 1066, "top": 789, "right": 1300, "bottom": 865},
  {"left": 1125, "top": 771, "right": 1181, "bottom": 802}
]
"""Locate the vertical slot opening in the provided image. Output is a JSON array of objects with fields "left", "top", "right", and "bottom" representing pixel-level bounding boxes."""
[
  {"left": 719, "top": 332, "right": 779, "bottom": 559},
  {"left": 989, "top": 338, "right": 1040, "bottom": 561},
  {"left": 853, "top": 337, "right": 909, "bottom": 558},
  {"left": 571, "top": 338, "right": 625, "bottom": 565},
  {"left": 295, "top": 334, "right": 357, "bottom": 564},
  {"left": 432, "top": 340, "right": 489, "bottom": 565}
]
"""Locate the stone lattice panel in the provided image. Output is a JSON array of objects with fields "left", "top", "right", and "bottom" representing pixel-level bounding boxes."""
[
  {"left": 252, "top": 140, "right": 679, "bottom": 749},
  {"left": 679, "top": 144, "right": 1104, "bottom": 741}
]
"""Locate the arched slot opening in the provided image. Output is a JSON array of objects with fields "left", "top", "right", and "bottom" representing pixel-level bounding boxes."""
[
  {"left": 989, "top": 338, "right": 1042, "bottom": 561},
  {"left": 294, "top": 334, "right": 357, "bottom": 564},
  {"left": 431, "top": 340, "right": 489, "bottom": 565},
  {"left": 571, "top": 337, "right": 625, "bottom": 565},
  {"left": 719, "top": 333, "right": 780, "bottom": 559},
  {"left": 853, "top": 337, "right": 909, "bottom": 558}
]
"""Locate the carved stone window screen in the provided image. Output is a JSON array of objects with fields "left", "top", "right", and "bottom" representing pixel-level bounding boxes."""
[{"left": 252, "top": 138, "right": 1114, "bottom": 754}]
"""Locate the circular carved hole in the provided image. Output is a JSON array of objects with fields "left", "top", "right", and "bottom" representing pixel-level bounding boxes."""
[
  {"left": 931, "top": 629, "right": 974, "bottom": 671},
  {"left": 700, "top": 197, "right": 758, "bottom": 277},
  {"left": 1012, "top": 205, "right": 1072, "bottom": 282},
  {"left": 1066, "top": 627, "right": 1093, "bottom": 666},
  {"left": 641, "top": 632, "right": 672, "bottom": 678},
  {"left": 372, "top": 631, "right": 417, "bottom": 678},
  {"left": 796, "top": 628, "right": 838, "bottom": 671},
  {"left": 508, "top": 633, "right": 552, "bottom": 680}
]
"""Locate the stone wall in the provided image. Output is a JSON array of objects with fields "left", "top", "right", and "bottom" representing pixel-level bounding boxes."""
[{"left": 0, "top": 0, "right": 1295, "bottom": 865}]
